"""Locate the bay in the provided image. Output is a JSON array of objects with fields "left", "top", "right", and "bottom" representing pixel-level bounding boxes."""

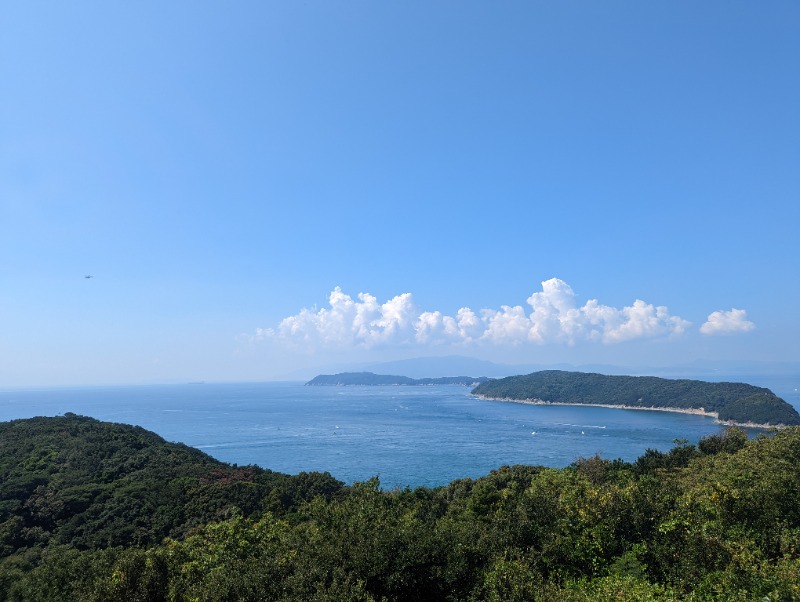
[{"left": 1, "top": 378, "right": 797, "bottom": 490}]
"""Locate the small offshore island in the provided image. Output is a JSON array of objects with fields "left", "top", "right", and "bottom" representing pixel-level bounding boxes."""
[
  {"left": 471, "top": 370, "right": 800, "bottom": 428},
  {"left": 306, "top": 371, "right": 491, "bottom": 386}
]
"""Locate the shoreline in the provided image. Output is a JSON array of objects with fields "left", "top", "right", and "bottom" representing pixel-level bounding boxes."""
[{"left": 473, "top": 395, "right": 781, "bottom": 429}]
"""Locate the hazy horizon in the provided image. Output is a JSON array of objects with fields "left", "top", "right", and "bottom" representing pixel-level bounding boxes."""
[{"left": 4, "top": 355, "right": 799, "bottom": 392}]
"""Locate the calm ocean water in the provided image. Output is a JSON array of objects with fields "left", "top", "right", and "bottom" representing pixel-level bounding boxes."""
[{"left": 1, "top": 377, "right": 798, "bottom": 490}]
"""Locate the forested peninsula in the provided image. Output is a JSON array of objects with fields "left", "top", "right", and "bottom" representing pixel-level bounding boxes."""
[
  {"left": 306, "top": 372, "right": 491, "bottom": 386},
  {"left": 471, "top": 370, "right": 800, "bottom": 427},
  {"left": 3, "top": 414, "right": 800, "bottom": 600}
]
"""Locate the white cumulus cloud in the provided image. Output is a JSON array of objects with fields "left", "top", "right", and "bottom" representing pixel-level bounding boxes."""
[
  {"left": 254, "top": 287, "right": 421, "bottom": 348},
  {"left": 700, "top": 308, "right": 756, "bottom": 335},
  {"left": 255, "top": 278, "right": 700, "bottom": 350}
]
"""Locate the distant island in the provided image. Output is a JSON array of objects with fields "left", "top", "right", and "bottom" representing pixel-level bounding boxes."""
[
  {"left": 471, "top": 370, "right": 800, "bottom": 427},
  {"left": 306, "top": 372, "right": 492, "bottom": 386}
]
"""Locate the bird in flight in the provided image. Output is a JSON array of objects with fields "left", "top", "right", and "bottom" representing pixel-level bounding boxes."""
[{"left": 84, "top": 275, "right": 93, "bottom": 279}]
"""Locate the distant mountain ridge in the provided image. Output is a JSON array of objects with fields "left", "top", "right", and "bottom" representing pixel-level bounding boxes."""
[
  {"left": 360, "top": 356, "right": 534, "bottom": 378},
  {"left": 471, "top": 370, "right": 800, "bottom": 427},
  {"left": 353, "top": 355, "right": 800, "bottom": 380},
  {"left": 306, "top": 372, "right": 491, "bottom": 386}
]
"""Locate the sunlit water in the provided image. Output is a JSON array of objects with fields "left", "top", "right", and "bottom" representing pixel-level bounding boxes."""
[{"left": 1, "top": 377, "right": 797, "bottom": 489}]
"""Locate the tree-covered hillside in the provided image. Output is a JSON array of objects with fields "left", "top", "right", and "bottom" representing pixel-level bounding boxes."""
[
  {"left": 472, "top": 370, "right": 800, "bottom": 426},
  {"left": 0, "top": 415, "right": 343, "bottom": 557},
  {"left": 2, "top": 415, "right": 800, "bottom": 600}
]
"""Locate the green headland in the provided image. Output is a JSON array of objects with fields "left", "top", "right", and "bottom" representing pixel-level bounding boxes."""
[{"left": 471, "top": 370, "right": 800, "bottom": 427}]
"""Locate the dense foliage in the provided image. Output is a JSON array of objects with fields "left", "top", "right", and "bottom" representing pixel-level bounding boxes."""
[
  {"left": 2, "top": 415, "right": 800, "bottom": 600},
  {"left": 306, "top": 372, "right": 491, "bottom": 386},
  {"left": 0, "top": 416, "right": 343, "bottom": 562},
  {"left": 471, "top": 370, "right": 800, "bottom": 426}
]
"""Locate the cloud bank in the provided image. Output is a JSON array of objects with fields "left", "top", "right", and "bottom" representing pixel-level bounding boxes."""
[
  {"left": 700, "top": 308, "right": 756, "bottom": 335},
  {"left": 251, "top": 278, "right": 748, "bottom": 351}
]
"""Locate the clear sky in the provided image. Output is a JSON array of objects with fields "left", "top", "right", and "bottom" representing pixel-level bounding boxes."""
[{"left": 2, "top": 2, "right": 798, "bottom": 385}]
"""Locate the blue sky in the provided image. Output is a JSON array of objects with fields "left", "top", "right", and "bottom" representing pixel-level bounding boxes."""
[{"left": 2, "top": 2, "right": 798, "bottom": 385}]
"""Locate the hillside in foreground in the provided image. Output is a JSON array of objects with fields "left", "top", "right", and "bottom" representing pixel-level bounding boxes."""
[
  {"left": 472, "top": 370, "right": 800, "bottom": 427},
  {"left": 0, "top": 414, "right": 343, "bottom": 553},
  {"left": 2, "top": 414, "right": 800, "bottom": 600}
]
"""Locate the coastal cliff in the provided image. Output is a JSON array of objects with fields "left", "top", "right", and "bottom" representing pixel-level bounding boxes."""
[{"left": 471, "top": 370, "right": 800, "bottom": 427}]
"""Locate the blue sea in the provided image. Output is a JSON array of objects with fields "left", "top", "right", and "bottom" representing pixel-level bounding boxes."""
[{"left": 1, "top": 377, "right": 798, "bottom": 490}]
